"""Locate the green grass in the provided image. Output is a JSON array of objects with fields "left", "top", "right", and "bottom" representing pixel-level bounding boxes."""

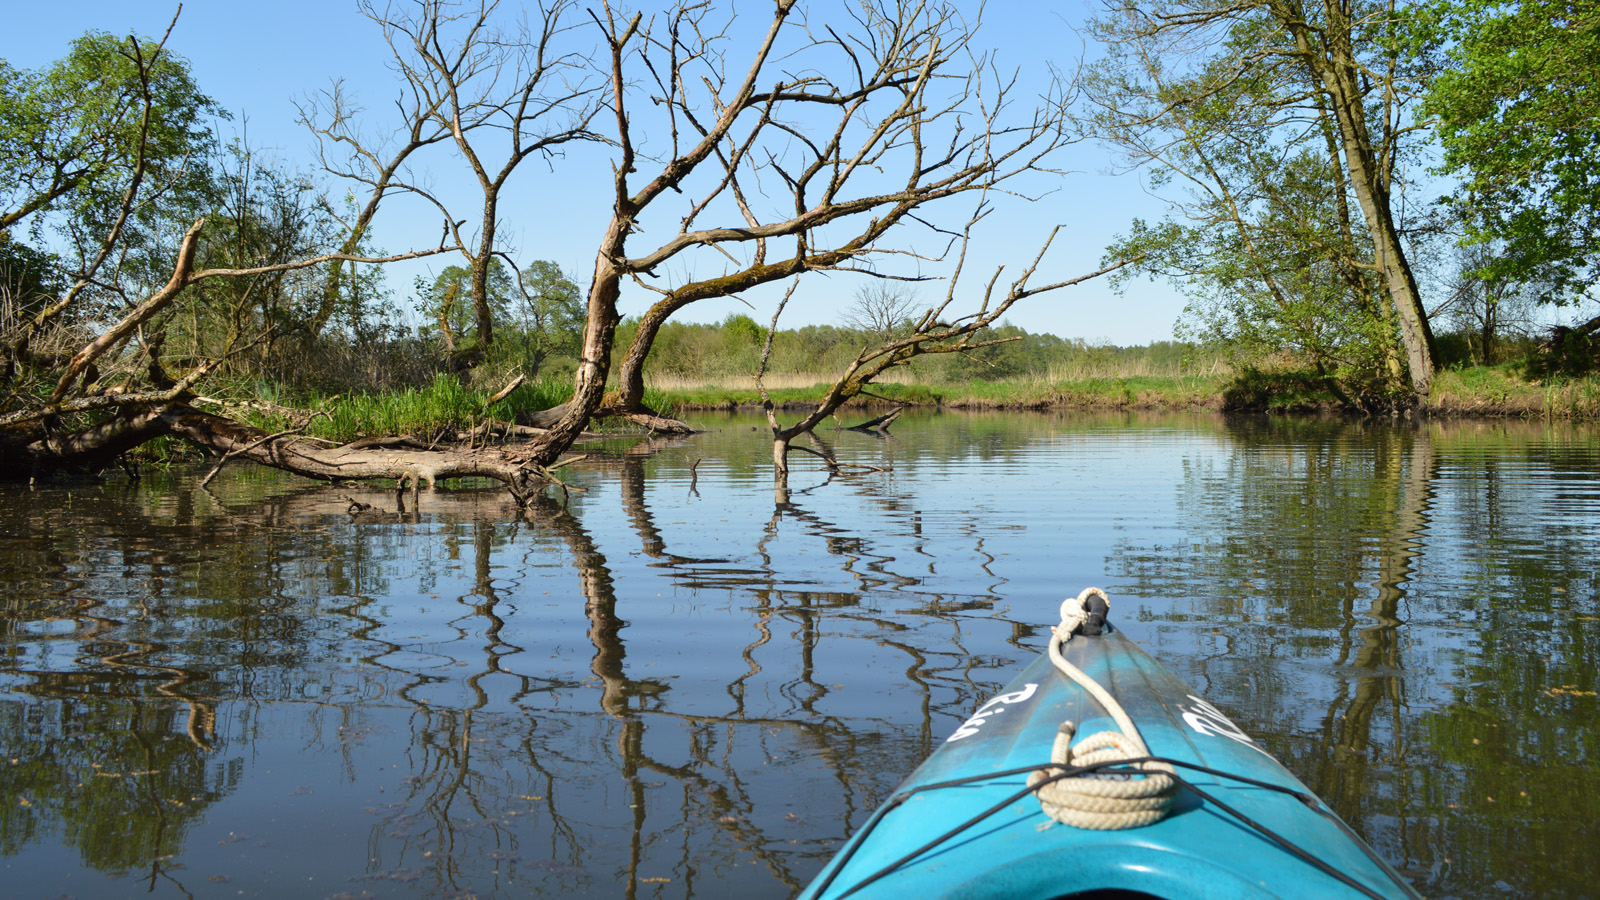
[
  {"left": 659, "top": 367, "right": 1600, "bottom": 418},
  {"left": 128, "top": 365, "right": 1600, "bottom": 472},
  {"left": 1432, "top": 365, "right": 1600, "bottom": 418},
  {"left": 215, "top": 375, "right": 683, "bottom": 446},
  {"left": 660, "top": 375, "right": 1227, "bottom": 412},
  {"left": 218, "top": 375, "right": 566, "bottom": 444}
]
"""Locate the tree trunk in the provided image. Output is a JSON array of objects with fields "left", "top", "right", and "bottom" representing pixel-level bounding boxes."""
[
  {"left": 470, "top": 203, "right": 498, "bottom": 352},
  {"left": 1281, "top": 3, "right": 1437, "bottom": 398},
  {"left": 612, "top": 251, "right": 863, "bottom": 422},
  {"left": 3, "top": 405, "right": 174, "bottom": 476},
  {"left": 524, "top": 247, "right": 628, "bottom": 462},
  {"left": 158, "top": 405, "right": 546, "bottom": 490},
  {"left": 616, "top": 301, "right": 674, "bottom": 411},
  {"left": 773, "top": 434, "right": 792, "bottom": 507}
]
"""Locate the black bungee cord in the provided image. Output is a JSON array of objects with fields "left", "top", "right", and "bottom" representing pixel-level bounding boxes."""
[{"left": 808, "top": 756, "right": 1422, "bottom": 900}]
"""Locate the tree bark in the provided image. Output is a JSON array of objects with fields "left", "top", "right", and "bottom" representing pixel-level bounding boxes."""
[
  {"left": 1278, "top": 0, "right": 1438, "bottom": 397},
  {"left": 157, "top": 405, "right": 552, "bottom": 493}
]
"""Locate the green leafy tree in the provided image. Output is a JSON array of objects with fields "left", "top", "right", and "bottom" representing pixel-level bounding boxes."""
[
  {"left": 160, "top": 142, "right": 343, "bottom": 376},
  {"left": 0, "top": 31, "right": 219, "bottom": 235},
  {"left": 1420, "top": 0, "right": 1600, "bottom": 300},
  {"left": 417, "top": 260, "right": 512, "bottom": 354},
  {"left": 505, "top": 259, "right": 583, "bottom": 378},
  {"left": 0, "top": 24, "right": 221, "bottom": 386},
  {"left": 1085, "top": 0, "right": 1441, "bottom": 399},
  {"left": 1106, "top": 148, "right": 1404, "bottom": 394}
]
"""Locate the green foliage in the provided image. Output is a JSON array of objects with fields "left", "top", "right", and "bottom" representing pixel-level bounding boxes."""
[
  {"left": 627, "top": 317, "right": 767, "bottom": 382},
  {"left": 0, "top": 30, "right": 222, "bottom": 305},
  {"left": 416, "top": 260, "right": 514, "bottom": 349},
  {"left": 416, "top": 258, "right": 584, "bottom": 380},
  {"left": 0, "top": 31, "right": 221, "bottom": 230},
  {"left": 624, "top": 312, "right": 1229, "bottom": 389},
  {"left": 318, "top": 373, "right": 480, "bottom": 441},
  {"left": 0, "top": 233, "right": 60, "bottom": 321},
  {"left": 1099, "top": 121, "right": 1407, "bottom": 398},
  {"left": 486, "top": 378, "right": 573, "bottom": 421},
  {"left": 1434, "top": 237, "right": 1554, "bottom": 366},
  {"left": 500, "top": 259, "right": 584, "bottom": 378},
  {"left": 1084, "top": 0, "right": 1440, "bottom": 399},
  {"left": 1420, "top": 0, "right": 1600, "bottom": 298},
  {"left": 1524, "top": 326, "right": 1600, "bottom": 380},
  {"left": 159, "top": 143, "right": 351, "bottom": 378},
  {"left": 223, "top": 375, "right": 612, "bottom": 445},
  {"left": 721, "top": 312, "right": 765, "bottom": 347}
]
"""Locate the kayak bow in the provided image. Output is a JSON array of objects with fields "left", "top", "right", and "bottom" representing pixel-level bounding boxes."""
[{"left": 798, "top": 590, "right": 1419, "bottom": 900}]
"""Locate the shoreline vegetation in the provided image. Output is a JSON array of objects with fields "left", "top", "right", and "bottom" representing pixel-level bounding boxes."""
[
  {"left": 130, "top": 321, "right": 1598, "bottom": 469},
  {"left": 196, "top": 364, "right": 1600, "bottom": 464},
  {"left": 661, "top": 366, "right": 1600, "bottom": 419}
]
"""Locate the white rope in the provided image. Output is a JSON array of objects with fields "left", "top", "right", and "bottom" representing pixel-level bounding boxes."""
[{"left": 1027, "top": 587, "right": 1177, "bottom": 830}]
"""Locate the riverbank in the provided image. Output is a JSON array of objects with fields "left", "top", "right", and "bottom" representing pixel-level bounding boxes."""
[
  {"left": 667, "top": 375, "right": 1226, "bottom": 413},
  {"left": 169, "top": 366, "right": 1599, "bottom": 466},
  {"left": 661, "top": 366, "right": 1600, "bottom": 418}
]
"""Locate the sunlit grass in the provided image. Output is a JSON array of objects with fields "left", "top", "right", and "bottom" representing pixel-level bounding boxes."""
[
  {"left": 652, "top": 372, "right": 1228, "bottom": 411},
  {"left": 131, "top": 362, "right": 1600, "bottom": 472},
  {"left": 221, "top": 375, "right": 591, "bottom": 444}
]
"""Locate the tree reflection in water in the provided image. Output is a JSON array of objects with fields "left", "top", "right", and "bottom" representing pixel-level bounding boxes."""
[
  {"left": 2, "top": 414, "right": 1598, "bottom": 899},
  {"left": 1109, "top": 418, "right": 1600, "bottom": 897}
]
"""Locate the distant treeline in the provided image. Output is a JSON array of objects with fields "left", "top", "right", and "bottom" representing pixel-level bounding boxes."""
[
  {"left": 297, "top": 305, "right": 1526, "bottom": 398},
  {"left": 617, "top": 314, "right": 1223, "bottom": 387}
]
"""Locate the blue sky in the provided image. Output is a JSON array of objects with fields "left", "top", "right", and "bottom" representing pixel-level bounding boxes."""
[{"left": 6, "top": 1, "right": 1195, "bottom": 345}]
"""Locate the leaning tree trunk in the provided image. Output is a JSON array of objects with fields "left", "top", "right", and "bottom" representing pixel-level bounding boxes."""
[
  {"left": 521, "top": 234, "right": 631, "bottom": 461},
  {"left": 1283, "top": 5, "right": 1438, "bottom": 398}
]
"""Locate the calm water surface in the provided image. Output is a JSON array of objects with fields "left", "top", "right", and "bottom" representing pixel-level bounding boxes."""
[{"left": 1, "top": 411, "right": 1597, "bottom": 899}]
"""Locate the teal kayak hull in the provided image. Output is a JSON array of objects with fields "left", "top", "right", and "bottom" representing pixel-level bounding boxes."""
[{"left": 798, "top": 627, "right": 1419, "bottom": 900}]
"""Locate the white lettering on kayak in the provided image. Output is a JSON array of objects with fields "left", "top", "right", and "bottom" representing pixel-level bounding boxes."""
[
  {"left": 946, "top": 683, "right": 1038, "bottom": 742},
  {"left": 1180, "top": 694, "right": 1269, "bottom": 755}
]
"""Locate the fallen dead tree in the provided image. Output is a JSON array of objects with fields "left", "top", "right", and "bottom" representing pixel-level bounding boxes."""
[
  {"left": 2, "top": 2, "right": 1094, "bottom": 503},
  {"left": 1, "top": 400, "right": 583, "bottom": 503},
  {"left": 161, "top": 404, "right": 573, "bottom": 502}
]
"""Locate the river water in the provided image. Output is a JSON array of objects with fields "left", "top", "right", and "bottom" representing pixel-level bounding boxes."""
[{"left": 1, "top": 411, "right": 1596, "bottom": 899}]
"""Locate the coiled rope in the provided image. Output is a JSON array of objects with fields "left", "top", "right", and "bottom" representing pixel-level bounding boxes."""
[{"left": 1027, "top": 587, "right": 1178, "bottom": 830}]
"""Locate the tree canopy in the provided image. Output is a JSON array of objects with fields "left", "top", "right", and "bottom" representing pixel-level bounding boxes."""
[
  {"left": 1085, "top": 0, "right": 1440, "bottom": 401},
  {"left": 0, "top": 28, "right": 219, "bottom": 236},
  {"left": 1421, "top": 0, "right": 1600, "bottom": 300}
]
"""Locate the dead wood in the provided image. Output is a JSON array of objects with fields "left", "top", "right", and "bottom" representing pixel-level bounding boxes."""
[
  {"left": 486, "top": 374, "right": 525, "bottom": 406},
  {"left": 755, "top": 224, "right": 1132, "bottom": 505},
  {"left": 517, "top": 398, "right": 698, "bottom": 435},
  {"left": 156, "top": 404, "right": 559, "bottom": 503},
  {"left": 845, "top": 406, "right": 905, "bottom": 432}
]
